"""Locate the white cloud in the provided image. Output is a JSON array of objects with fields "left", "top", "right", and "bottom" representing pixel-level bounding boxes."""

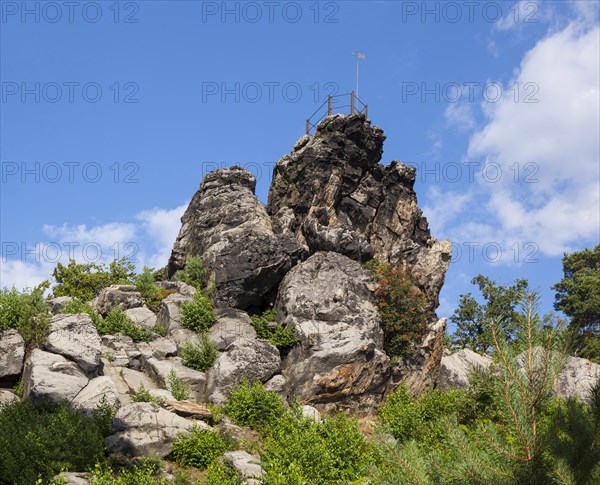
[
  {"left": 1, "top": 203, "right": 188, "bottom": 291},
  {"left": 495, "top": 0, "right": 543, "bottom": 32},
  {"left": 464, "top": 22, "right": 600, "bottom": 256},
  {"left": 422, "top": 186, "right": 474, "bottom": 236},
  {"left": 444, "top": 102, "right": 476, "bottom": 132}
]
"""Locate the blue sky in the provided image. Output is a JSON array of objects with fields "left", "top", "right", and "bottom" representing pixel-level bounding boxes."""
[{"left": 1, "top": 0, "right": 599, "bottom": 329}]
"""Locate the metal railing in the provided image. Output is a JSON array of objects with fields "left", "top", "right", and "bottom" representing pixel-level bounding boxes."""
[{"left": 305, "top": 91, "right": 368, "bottom": 135}]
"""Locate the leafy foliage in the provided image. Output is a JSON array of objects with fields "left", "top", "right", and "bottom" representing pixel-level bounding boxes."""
[
  {"left": 450, "top": 274, "right": 529, "bottom": 353},
  {"left": 98, "top": 307, "right": 153, "bottom": 342},
  {"left": 262, "top": 408, "right": 372, "bottom": 484},
  {"left": 134, "top": 266, "right": 162, "bottom": 304},
  {"left": 131, "top": 384, "right": 160, "bottom": 404},
  {"left": 167, "top": 369, "right": 191, "bottom": 401},
  {"left": 181, "top": 334, "right": 218, "bottom": 372},
  {"left": 62, "top": 298, "right": 104, "bottom": 327},
  {"left": 553, "top": 244, "right": 600, "bottom": 363},
  {"left": 0, "top": 400, "right": 105, "bottom": 484},
  {"left": 172, "top": 426, "right": 229, "bottom": 469},
  {"left": 174, "top": 256, "right": 206, "bottom": 289},
  {"left": 180, "top": 290, "right": 216, "bottom": 333},
  {"left": 370, "top": 261, "right": 430, "bottom": 357},
  {"left": 205, "top": 459, "right": 238, "bottom": 485},
  {"left": 370, "top": 292, "right": 600, "bottom": 485},
  {"left": 251, "top": 309, "right": 299, "bottom": 351},
  {"left": 88, "top": 461, "right": 168, "bottom": 485},
  {"left": 0, "top": 282, "right": 51, "bottom": 348},
  {"left": 223, "top": 378, "right": 286, "bottom": 431},
  {"left": 51, "top": 258, "right": 135, "bottom": 302}
]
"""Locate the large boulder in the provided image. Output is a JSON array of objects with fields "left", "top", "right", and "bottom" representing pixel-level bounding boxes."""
[
  {"left": 124, "top": 306, "right": 157, "bottom": 330},
  {"left": 157, "top": 293, "right": 193, "bottom": 333},
  {"left": 96, "top": 285, "right": 144, "bottom": 315},
  {"left": 276, "top": 252, "right": 390, "bottom": 410},
  {"left": 166, "top": 167, "right": 304, "bottom": 310},
  {"left": 47, "top": 296, "right": 74, "bottom": 314},
  {"left": 71, "top": 376, "right": 121, "bottom": 414},
  {"left": 206, "top": 338, "right": 281, "bottom": 404},
  {"left": 267, "top": 113, "right": 451, "bottom": 313},
  {"left": 553, "top": 356, "right": 600, "bottom": 404},
  {"left": 208, "top": 308, "right": 257, "bottom": 351},
  {"left": 145, "top": 357, "right": 207, "bottom": 402},
  {"left": 436, "top": 348, "right": 493, "bottom": 391},
  {"left": 0, "top": 329, "right": 25, "bottom": 382},
  {"left": 223, "top": 450, "right": 265, "bottom": 485},
  {"left": 105, "top": 402, "right": 204, "bottom": 457},
  {"left": 23, "top": 349, "right": 88, "bottom": 403},
  {"left": 45, "top": 313, "right": 102, "bottom": 375}
]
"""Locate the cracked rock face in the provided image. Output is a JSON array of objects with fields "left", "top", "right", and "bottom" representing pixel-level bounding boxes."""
[
  {"left": 166, "top": 167, "right": 304, "bottom": 311},
  {"left": 267, "top": 113, "right": 451, "bottom": 313}
]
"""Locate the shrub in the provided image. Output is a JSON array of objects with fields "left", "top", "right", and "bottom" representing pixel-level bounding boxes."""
[
  {"left": 262, "top": 409, "right": 371, "bottom": 484},
  {"left": 0, "top": 400, "right": 105, "bottom": 484},
  {"left": 174, "top": 256, "right": 206, "bottom": 289},
  {"left": 223, "top": 378, "right": 286, "bottom": 431},
  {"left": 88, "top": 461, "right": 168, "bottom": 485},
  {"left": 205, "top": 459, "right": 238, "bottom": 485},
  {"left": 172, "top": 426, "right": 229, "bottom": 469},
  {"left": 0, "top": 282, "right": 51, "bottom": 348},
  {"left": 131, "top": 384, "right": 159, "bottom": 404},
  {"left": 181, "top": 334, "right": 218, "bottom": 372},
  {"left": 251, "top": 309, "right": 299, "bottom": 351},
  {"left": 180, "top": 291, "right": 216, "bottom": 333},
  {"left": 370, "top": 261, "right": 429, "bottom": 357},
  {"left": 167, "top": 369, "right": 191, "bottom": 401},
  {"left": 98, "top": 307, "right": 153, "bottom": 342},
  {"left": 91, "top": 396, "right": 117, "bottom": 438},
  {"left": 378, "top": 384, "right": 471, "bottom": 450},
  {"left": 52, "top": 258, "right": 135, "bottom": 302},
  {"left": 135, "top": 266, "right": 161, "bottom": 304},
  {"left": 62, "top": 299, "right": 104, "bottom": 328}
]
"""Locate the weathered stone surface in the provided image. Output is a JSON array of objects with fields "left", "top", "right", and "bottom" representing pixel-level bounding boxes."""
[
  {"left": 0, "top": 329, "right": 25, "bottom": 380},
  {"left": 137, "top": 337, "right": 178, "bottom": 362},
  {"left": 145, "top": 357, "right": 206, "bottom": 402},
  {"left": 157, "top": 293, "right": 192, "bottom": 333},
  {"left": 124, "top": 306, "right": 157, "bottom": 330},
  {"left": 223, "top": 450, "right": 265, "bottom": 484},
  {"left": 0, "top": 389, "right": 20, "bottom": 404},
  {"left": 206, "top": 338, "right": 281, "bottom": 404},
  {"left": 208, "top": 308, "right": 257, "bottom": 351},
  {"left": 388, "top": 318, "right": 447, "bottom": 396},
  {"left": 23, "top": 349, "right": 88, "bottom": 403},
  {"left": 436, "top": 347, "right": 492, "bottom": 391},
  {"left": 105, "top": 402, "right": 203, "bottom": 457},
  {"left": 163, "top": 400, "right": 213, "bottom": 421},
  {"left": 166, "top": 166, "right": 304, "bottom": 310},
  {"left": 45, "top": 314, "right": 102, "bottom": 375},
  {"left": 267, "top": 113, "right": 451, "bottom": 313},
  {"left": 47, "top": 296, "right": 74, "bottom": 314},
  {"left": 159, "top": 280, "right": 196, "bottom": 298},
  {"left": 301, "top": 405, "right": 322, "bottom": 423},
  {"left": 276, "top": 252, "right": 389, "bottom": 410},
  {"left": 553, "top": 356, "right": 600, "bottom": 404},
  {"left": 71, "top": 376, "right": 121, "bottom": 414},
  {"left": 96, "top": 285, "right": 143, "bottom": 315},
  {"left": 120, "top": 367, "right": 159, "bottom": 394},
  {"left": 101, "top": 334, "right": 142, "bottom": 368},
  {"left": 169, "top": 328, "right": 201, "bottom": 353},
  {"left": 264, "top": 374, "right": 286, "bottom": 394}
]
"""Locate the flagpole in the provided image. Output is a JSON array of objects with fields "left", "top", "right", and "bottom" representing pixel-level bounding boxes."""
[{"left": 352, "top": 51, "right": 365, "bottom": 100}]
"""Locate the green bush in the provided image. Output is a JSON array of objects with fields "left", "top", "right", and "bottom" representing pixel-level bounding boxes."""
[
  {"left": 88, "top": 461, "right": 168, "bottom": 485},
  {"left": 167, "top": 369, "right": 191, "bottom": 401},
  {"left": 131, "top": 384, "right": 160, "bottom": 404},
  {"left": 135, "top": 266, "right": 161, "bottom": 304},
  {"left": 370, "top": 262, "right": 430, "bottom": 357},
  {"left": 172, "top": 426, "right": 229, "bottom": 469},
  {"left": 0, "top": 282, "right": 51, "bottom": 349},
  {"left": 52, "top": 258, "right": 135, "bottom": 302},
  {"left": 181, "top": 334, "right": 218, "bottom": 372},
  {"left": 262, "top": 409, "right": 371, "bottom": 484},
  {"left": 98, "top": 307, "right": 153, "bottom": 342},
  {"left": 377, "top": 384, "right": 471, "bottom": 450},
  {"left": 205, "top": 459, "right": 238, "bottom": 485},
  {"left": 0, "top": 400, "right": 105, "bottom": 484},
  {"left": 251, "top": 309, "right": 299, "bottom": 351},
  {"left": 180, "top": 291, "right": 216, "bottom": 333},
  {"left": 174, "top": 256, "right": 206, "bottom": 289},
  {"left": 223, "top": 378, "right": 286, "bottom": 431}
]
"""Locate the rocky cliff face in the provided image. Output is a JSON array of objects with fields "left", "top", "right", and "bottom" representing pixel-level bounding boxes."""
[
  {"left": 267, "top": 113, "right": 451, "bottom": 313},
  {"left": 163, "top": 113, "right": 453, "bottom": 409}
]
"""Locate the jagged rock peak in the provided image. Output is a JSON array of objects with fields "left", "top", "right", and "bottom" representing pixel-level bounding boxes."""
[{"left": 267, "top": 112, "right": 451, "bottom": 314}]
